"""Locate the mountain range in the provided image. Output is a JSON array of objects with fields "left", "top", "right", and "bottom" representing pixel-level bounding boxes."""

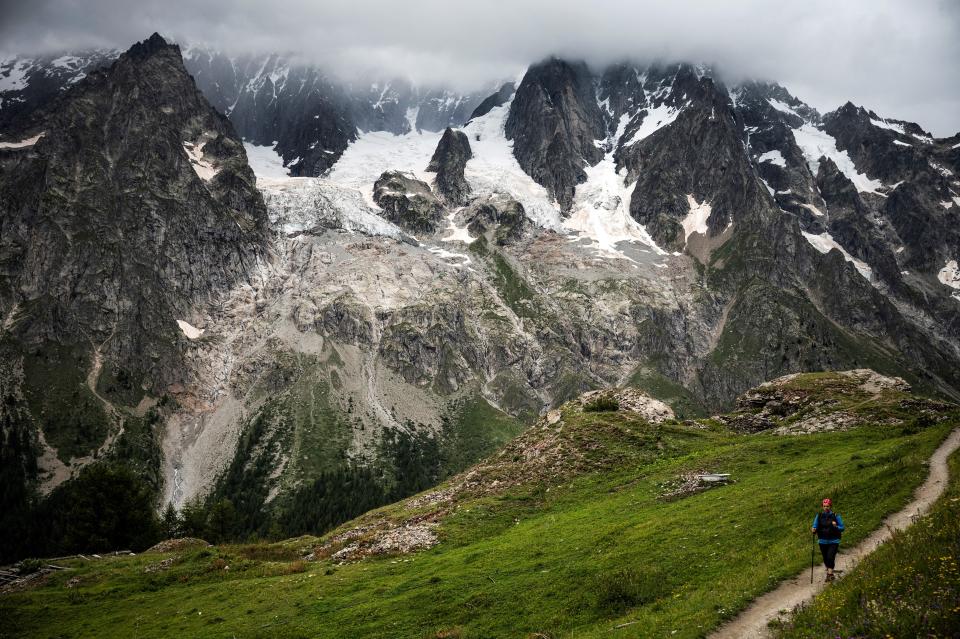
[{"left": 1, "top": 33, "right": 958, "bottom": 558}]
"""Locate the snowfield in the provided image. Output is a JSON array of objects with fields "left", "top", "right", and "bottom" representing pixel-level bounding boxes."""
[
  {"left": 246, "top": 95, "right": 674, "bottom": 266},
  {"left": 792, "top": 124, "right": 884, "bottom": 194},
  {"left": 328, "top": 128, "right": 441, "bottom": 207},
  {"left": 460, "top": 101, "right": 564, "bottom": 231},
  {"left": 246, "top": 142, "right": 409, "bottom": 239},
  {"left": 244, "top": 142, "right": 289, "bottom": 179},
  {"left": 682, "top": 195, "right": 712, "bottom": 243},
  {"left": 563, "top": 112, "right": 666, "bottom": 260}
]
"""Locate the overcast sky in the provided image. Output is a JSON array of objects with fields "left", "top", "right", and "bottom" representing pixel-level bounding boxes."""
[{"left": 2, "top": 0, "right": 958, "bottom": 135}]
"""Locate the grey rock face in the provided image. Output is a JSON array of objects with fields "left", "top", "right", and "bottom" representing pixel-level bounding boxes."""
[
  {"left": 468, "top": 82, "right": 515, "bottom": 121},
  {"left": 824, "top": 103, "right": 935, "bottom": 184},
  {"left": 622, "top": 65, "right": 773, "bottom": 249},
  {"left": 815, "top": 158, "right": 901, "bottom": 285},
  {"left": 732, "top": 82, "right": 826, "bottom": 225},
  {"left": 426, "top": 128, "right": 472, "bottom": 205},
  {"left": 464, "top": 195, "right": 526, "bottom": 245},
  {"left": 372, "top": 171, "right": 444, "bottom": 233},
  {"left": 0, "top": 33, "right": 269, "bottom": 393},
  {"left": 183, "top": 49, "right": 359, "bottom": 177},
  {"left": 505, "top": 59, "right": 606, "bottom": 210}
]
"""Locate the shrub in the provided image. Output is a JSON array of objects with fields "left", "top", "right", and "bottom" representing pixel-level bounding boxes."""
[
  {"left": 595, "top": 567, "right": 665, "bottom": 612},
  {"left": 584, "top": 396, "right": 620, "bottom": 412},
  {"left": 18, "top": 558, "right": 43, "bottom": 575},
  {"left": 236, "top": 543, "right": 301, "bottom": 562}
]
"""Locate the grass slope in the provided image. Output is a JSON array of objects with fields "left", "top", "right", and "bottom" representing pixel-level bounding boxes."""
[
  {"left": 772, "top": 448, "right": 960, "bottom": 638},
  {"left": 1, "top": 374, "right": 957, "bottom": 639}
]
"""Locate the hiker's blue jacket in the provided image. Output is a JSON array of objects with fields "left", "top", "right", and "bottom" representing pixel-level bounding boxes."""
[{"left": 812, "top": 511, "right": 844, "bottom": 544}]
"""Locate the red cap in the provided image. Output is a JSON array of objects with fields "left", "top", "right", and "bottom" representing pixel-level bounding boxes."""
[{"left": 822, "top": 498, "right": 832, "bottom": 507}]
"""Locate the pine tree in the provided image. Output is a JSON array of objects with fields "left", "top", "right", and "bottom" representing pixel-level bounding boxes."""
[{"left": 160, "top": 502, "right": 181, "bottom": 539}]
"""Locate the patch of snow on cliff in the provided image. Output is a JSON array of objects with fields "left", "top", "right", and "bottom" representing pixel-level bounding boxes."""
[
  {"left": 682, "top": 195, "right": 711, "bottom": 243},
  {"left": 441, "top": 209, "right": 474, "bottom": 244},
  {"left": 802, "top": 231, "right": 873, "bottom": 280},
  {"left": 405, "top": 106, "right": 419, "bottom": 132},
  {"left": 183, "top": 140, "right": 219, "bottom": 181},
  {"left": 892, "top": 139, "right": 911, "bottom": 147},
  {"left": 626, "top": 102, "right": 683, "bottom": 146},
  {"left": 869, "top": 117, "right": 906, "bottom": 134},
  {"left": 0, "top": 58, "right": 30, "bottom": 92},
  {"left": 176, "top": 320, "right": 204, "bottom": 339},
  {"left": 0, "top": 132, "right": 44, "bottom": 148},
  {"left": 938, "top": 260, "right": 960, "bottom": 290},
  {"left": 767, "top": 98, "right": 800, "bottom": 117},
  {"left": 792, "top": 124, "right": 883, "bottom": 194},
  {"left": 930, "top": 161, "right": 954, "bottom": 177},
  {"left": 758, "top": 150, "right": 787, "bottom": 167},
  {"left": 427, "top": 246, "right": 471, "bottom": 266},
  {"left": 563, "top": 114, "right": 666, "bottom": 259},
  {"left": 799, "top": 202, "right": 825, "bottom": 217}
]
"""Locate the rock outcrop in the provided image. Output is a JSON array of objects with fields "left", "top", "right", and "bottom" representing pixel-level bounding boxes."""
[
  {"left": 718, "top": 369, "right": 935, "bottom": 434},
  {"left": 372, "top": 171, "right": 444, "bottom": 233},
  {"left": 575, "top": 388, "right": 675, "bottom": 423},
  {"left": 426, "top": 127, "right": 472, "bottom": 205},
  {"left": 463, "top": 194, "right": 526, "bottom": 244}
]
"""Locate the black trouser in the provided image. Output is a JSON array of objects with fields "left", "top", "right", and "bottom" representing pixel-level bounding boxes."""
[{"left": 819, "top": 542, "right": 839, "bottom": 569}]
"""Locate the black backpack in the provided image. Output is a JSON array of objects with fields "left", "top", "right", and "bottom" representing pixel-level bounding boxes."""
[{"left": 816, "top": 512, "right": 841, "bottom": 541}]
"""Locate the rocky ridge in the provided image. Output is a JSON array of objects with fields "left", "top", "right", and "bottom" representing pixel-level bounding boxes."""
[{"left": 310, "top": 371, "right": 952, "bottom": 563}]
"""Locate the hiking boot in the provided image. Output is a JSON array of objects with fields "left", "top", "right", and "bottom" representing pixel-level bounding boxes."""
[{"left": 825, "top": 572, "right": 835, "bottom": 582}]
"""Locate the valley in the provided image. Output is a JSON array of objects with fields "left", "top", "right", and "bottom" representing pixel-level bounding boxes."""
[{"left": 0, "top": 22, "right": 958, "bottom": 636}]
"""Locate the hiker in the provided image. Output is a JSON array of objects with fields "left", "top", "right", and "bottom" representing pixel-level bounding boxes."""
[{"left": 811, "top": 498, "right": 845, "bottom": 581}]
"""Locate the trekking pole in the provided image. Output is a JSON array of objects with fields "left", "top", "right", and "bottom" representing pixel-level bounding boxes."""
[{"left": 810, "top": 529, "right": 816, "bottom": 584}]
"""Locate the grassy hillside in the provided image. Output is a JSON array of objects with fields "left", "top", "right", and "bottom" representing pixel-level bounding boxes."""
[
  {"left": 1, "top": 372, "right": 957, "bottom": 638},
  {"left": 772, "top": 448, "right": 960, "bottom": 638}
]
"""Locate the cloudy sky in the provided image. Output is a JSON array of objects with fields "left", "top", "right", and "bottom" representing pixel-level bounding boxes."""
[{"left": 2, "top": 0, "right": 958, "bottom": 135}]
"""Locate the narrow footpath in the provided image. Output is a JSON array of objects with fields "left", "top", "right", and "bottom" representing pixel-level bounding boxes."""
[{"left": 709, "top": 427, "right": 960, "bottom": 639}]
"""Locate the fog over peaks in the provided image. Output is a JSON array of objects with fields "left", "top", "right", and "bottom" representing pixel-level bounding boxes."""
[{"left": 2, "top": 0, "right": 958, "bottom": 135}]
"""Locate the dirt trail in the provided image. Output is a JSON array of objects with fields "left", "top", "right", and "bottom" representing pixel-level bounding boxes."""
[{"left": 709, "top": 427, "right": 960, "bottom": 639}]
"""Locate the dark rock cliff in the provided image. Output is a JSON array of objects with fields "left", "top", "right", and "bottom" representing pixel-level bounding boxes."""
[
  {"left": 426, "top": 128, "right": 472, "bottom": 205},
  {"left": 0, "top": 33, "right": 270, "bottom": 394},
  {"left": 505, "top": 59, "right": 605, "bottom": 211}
]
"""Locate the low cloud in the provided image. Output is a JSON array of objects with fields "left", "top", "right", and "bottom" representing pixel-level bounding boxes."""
[{"left": 2, "top": 0, "right": 958, "bottom": 134}]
